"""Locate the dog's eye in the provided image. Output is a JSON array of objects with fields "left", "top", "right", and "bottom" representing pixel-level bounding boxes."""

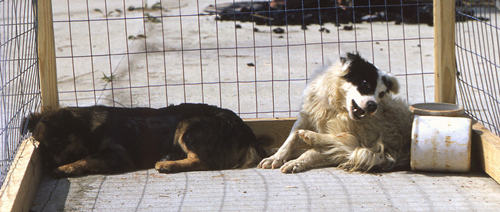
[
  {"left": 362, "top": 80, "right": 370, "bottom": 89},
  {"left": 379, "top": 92, "right": 385, "bottom": 98}
]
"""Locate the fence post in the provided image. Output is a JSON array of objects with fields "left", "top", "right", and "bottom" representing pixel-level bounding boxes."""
[
  {"left": 37, "top": 0, "right": 59, "bottom": 111},
  {"left": 434, "top": 0, "right": 456, "bottom": 103}
]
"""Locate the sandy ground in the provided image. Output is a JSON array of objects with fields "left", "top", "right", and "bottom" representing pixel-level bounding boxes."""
[{"left": 51, "top": 0, "right": 436, "bottom": 119}]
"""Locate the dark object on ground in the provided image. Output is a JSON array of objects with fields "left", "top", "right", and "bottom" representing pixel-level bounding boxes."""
[
  {"left": 319, "top": 27, "right": 330, "bottom": 33},
  {"left": 273, "top": 27, "right": 285, "bottom": 33},
  {"left": 343, "top": 25, "right": 353, "bottom": 30},
  {"left": 247, "top": 62, "right": 255, "bottom": 67},
  {"left": 22, "top": 104, "right": 268, "bottom": 177},
  {"left": 204, "top": 0, "right": 485, "bottom": 27}
]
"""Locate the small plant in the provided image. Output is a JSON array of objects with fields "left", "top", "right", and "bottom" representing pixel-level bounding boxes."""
[
  {"left": 151, "top": 2, "right": 162, "bottom": 10},
  {"left": 144, "top": 13, "right": 161, "bottom": 23},
  {"left": 101, "top": 73, "right": 115, "bottom": 83}
]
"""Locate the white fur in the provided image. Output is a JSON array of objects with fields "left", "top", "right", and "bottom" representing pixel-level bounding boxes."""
[{"left": 258, "top": 57, "right": 412, "bottom": 173}]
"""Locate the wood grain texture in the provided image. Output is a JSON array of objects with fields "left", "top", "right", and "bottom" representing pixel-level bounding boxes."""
[
  {"left": 37, "top": 0, "right": 59, "bottom": 111},
  {"left": 433, "top": 0, "right": 457, "bottom": 103},
  {"left": 244, "top": 118, "right": 295, "bottom": 150},
  {"left": 472, "top": 123, "right": 500, "bottom": 184},
  {"left": 0, "top": 138, "right": 42, "bottom": 212}
]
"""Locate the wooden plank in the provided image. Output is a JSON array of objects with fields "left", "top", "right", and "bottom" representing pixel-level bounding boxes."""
[
  {"left": 37, "top": 0, "right": 59, "bottom": 111},
  {"left": 472, "top": 123, "right": 500, "bottom": 184},
  {"left": 0, "top": 138, "right": 42, "bottom": 212},
  {"left": 434, "top": 0, "right": 457, "bottom": 103},
  {"left": 244, "top": 118, "right": 296, "bottom": 149}
]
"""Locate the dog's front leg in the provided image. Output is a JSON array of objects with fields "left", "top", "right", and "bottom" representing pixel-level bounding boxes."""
[
  {"left": 258, "top": 116, "right": 309, "bottom": 169},
  {"left": 53, "top": 146, "right": 133, "bottom": 177},
  {"left": 297, "top": 130, "right": 359, "bottom": 150},
  {"left": 53, "top": 157, "right": 104, "bottom": 177},
  {"left": 280, "top": 149, "right": 331, "bottom": 173},
  {"left": 280, "top": 131, "right": 360, "bottom": 173}
]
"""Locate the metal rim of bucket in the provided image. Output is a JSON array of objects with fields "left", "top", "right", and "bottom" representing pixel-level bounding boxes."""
[{"left": 410, "top": 103, "right": 464, "bottom": 117}]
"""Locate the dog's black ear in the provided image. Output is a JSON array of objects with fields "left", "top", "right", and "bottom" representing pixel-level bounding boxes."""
[
  {"left": 340, "top": 52, "right": 359, "bottom": 64},
  {"left": 340, "top": 52, "right": 364, "bottom": 68},
  {"left": 21, "top": 112, "right": 43, "bottom": 135},
  {"left": 346, "top": 52, "right": 361, "bottom": 61},
  {"left": 382, "top": 75, "right": 399, "bottom": 94}
]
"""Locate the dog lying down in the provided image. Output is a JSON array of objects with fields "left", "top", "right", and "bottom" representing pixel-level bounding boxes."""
[
  {"left": 22, "top": 103, "right": 268, "bottom": 177},
  {"left": 258, "top": 52, "right": 413, "bottom": 173}
]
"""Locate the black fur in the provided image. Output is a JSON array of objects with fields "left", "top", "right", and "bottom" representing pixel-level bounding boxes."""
[
  {"left": 22, "top": 103, "right": 266, "bottom": 177},
  {"left": 341, "top": 52, "right": 379, "bottom": 95}
]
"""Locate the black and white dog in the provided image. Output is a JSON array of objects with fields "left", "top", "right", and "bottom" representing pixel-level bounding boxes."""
[{"left": 258, "top": 52, "right": 413, "bottom": 173}]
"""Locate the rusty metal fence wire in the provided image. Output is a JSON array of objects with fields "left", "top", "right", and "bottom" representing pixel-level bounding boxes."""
[
  {"left": 0, "top": 0, "right": 41, "bottom": 187},
  {"left": 456, "top": 0, "right": 500, "bottom": 136}
]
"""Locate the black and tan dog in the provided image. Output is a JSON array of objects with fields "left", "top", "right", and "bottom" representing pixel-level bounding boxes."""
[{"left": 22, "top": 103, "right": 267, "bottom": 177}]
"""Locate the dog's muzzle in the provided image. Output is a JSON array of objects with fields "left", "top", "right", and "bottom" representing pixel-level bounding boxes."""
[{"left": 351, "top": 100, "right": 377, "bottom": 119}]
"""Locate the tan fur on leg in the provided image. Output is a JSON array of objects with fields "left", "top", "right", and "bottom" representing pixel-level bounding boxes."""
[
  {"left": 155, "top": 152, "right": 207, "bottom": 173},
  {"left": 54, "top": 157, "right": 108, "bottom": 177}
]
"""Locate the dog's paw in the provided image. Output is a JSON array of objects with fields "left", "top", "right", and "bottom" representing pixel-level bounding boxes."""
[
  {"left": 52, "top": 165, "right": 75, "bottom": 178},
  {"left": 155, "top": 161, "right": 178, "bottom": 174},
  {"left": 297, "top": 129, "right": 314, "bottom": 145},
  {"left": 280, "top": 160, "right": 306, "bottom": 174},
  {"left": 257, "top": 156, "right": 285, "bottom": 169}
]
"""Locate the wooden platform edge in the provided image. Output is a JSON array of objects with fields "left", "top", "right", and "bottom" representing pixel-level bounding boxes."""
[
  {"left": 244, "top": 117, "right": 296, "bottom": 149},
  {"left": 0, "top": 137, "right": 42, "bottom": 212},
  {"left": 472, "top": 123, "right": 500, "bottom": 184}
]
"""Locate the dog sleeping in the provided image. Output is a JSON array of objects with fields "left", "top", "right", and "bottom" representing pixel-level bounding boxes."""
[
  {"left": 22, "top": 103, "right": 267, "bottom": 177},
  {"left": 258, "top": 52, "right": 413, "bottom": 173}
]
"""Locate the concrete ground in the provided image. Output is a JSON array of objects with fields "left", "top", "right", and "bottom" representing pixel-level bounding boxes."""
[
  {"left": 31, "top": 168, "right": 500, "bottom": 211},
  {"left": 27, "top": 0, "right": 500, "bottom": 211}
]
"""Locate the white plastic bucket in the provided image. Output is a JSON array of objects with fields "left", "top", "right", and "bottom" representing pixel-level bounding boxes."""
[{"left": 409, "top": 103, "right": 472, "bottom": 172}]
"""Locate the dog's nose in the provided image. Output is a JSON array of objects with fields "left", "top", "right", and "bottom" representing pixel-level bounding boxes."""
[{"left": 365, "top": 101, "right": 377, "bottom": 113}]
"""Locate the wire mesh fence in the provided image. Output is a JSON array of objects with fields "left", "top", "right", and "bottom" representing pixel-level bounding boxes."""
[
  {"left": 456, "top": 0, "right": 500, "bottom": 136},
  {"left": 0, "top": 0, "right": 41, "bottom": 187},
  {"left": 50, "top": 0, "right": 438, "bottom": 119},
  {"left": 1, "top": 0, "right": 499, "bottom": 191}
]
